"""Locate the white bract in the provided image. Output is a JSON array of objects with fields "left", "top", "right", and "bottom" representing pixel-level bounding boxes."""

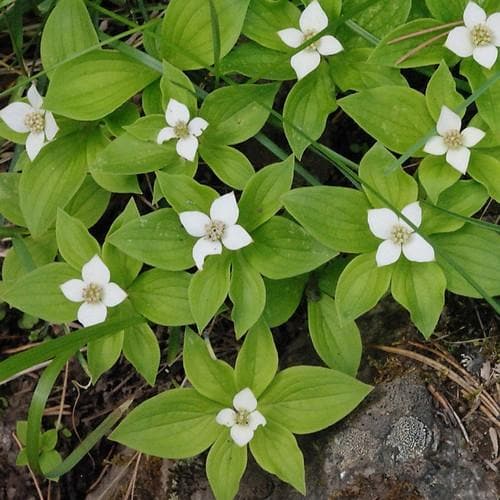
[
  {"left": 0, "top": 84, "right": 58, "bottom": 161},
  {"left": 423, "top": 106, "right": 485, "bottom": 174},
  {"left": 156, "top": 98, "right": 208, "bottom": 162},
  {"left": 445, "top": 1, "right": 500, "bottom": 69},
  {"left": 179, "top": 192, "right": 252, "bottom": 271},
  {"left": 367, "top": 202, "right": 435, "bottom": 267},
  {"left": 277, "top": 0, "right": 343, "bottom": 80},
  {"left": 60, "top": 255, "right": 127, "bottom": 327},
  {"left": 216, "top": 388, "right": 266, "bottom": 447}
]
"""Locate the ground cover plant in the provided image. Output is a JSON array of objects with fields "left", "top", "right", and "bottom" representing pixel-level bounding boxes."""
[{"left": 0, "top": 0, "right": 499, "bottom": 498}]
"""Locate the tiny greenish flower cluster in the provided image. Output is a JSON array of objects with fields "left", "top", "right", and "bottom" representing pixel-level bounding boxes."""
[{"left": 0, "top": 0, "right": 499, "bottom": 498}]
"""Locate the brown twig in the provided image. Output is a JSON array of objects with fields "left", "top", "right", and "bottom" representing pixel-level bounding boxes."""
[
  {"left": 56, "top": 362, "right": 69, "bottom": 430},
  {"left": 396, "top": 31, "right": 449, "bottom": 66},
  {"left": 373, "top": 344, "right": 500, "bottom": 427},
  {"left": 388, "top": 21, "right": 462, "bottom": 45},
  {"left": 12, "top": 432, "right": 45, "bottom": 500}
]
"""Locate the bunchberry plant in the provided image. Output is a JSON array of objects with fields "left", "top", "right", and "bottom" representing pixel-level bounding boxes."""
[{"left": 0, "top": 0, "right": 499, "bottom": 498}]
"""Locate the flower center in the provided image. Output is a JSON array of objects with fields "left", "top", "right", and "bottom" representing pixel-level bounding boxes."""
[
  {"left": 391, "top": 224, "right": 411, "bottom": 245},
  {"left": 174, "top": 122, "right": 189, "bottom": 139},
  {"left": 443, "top": 129, "right": 463, "bottom": 149},
  {"left": 82, "top": 283, "right": 104, "bottom": 304},
  {"left": 205, "top": 220, "right": 226, "bottom": 242},
  {"left": 24, "top": 111, "right": 45, "bottom": 133},
  {"left": 235, "top": 410, "right": 250, "bottom": 426},
  {"left": 303, "top": 30, "right": 319, "bottom": 51},
  {"left": 471, "top": 24, "right": 492, "bottom": 46}
]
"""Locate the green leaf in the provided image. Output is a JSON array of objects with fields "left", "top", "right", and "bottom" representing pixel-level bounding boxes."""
[
  {"left": 391, "top": 260, "right": 446, "bottom": 338},
  {"left": 244, "top": 216, "right": 337, "bottom": 280},
  {"left": 87, "top": 330, "right": 124, "bottom": 383},
  {"left": 142, "top": 80, "right": 163, "bottom": 115},
  {"left": 2, "top": 233, "right": 57, "bottom": 282},
  {"left": 432, "top": 225, "right": 500, "bottom": 298},
  {"left": 102, "top": 199, "right": 143, "bottom": 289},
  {"left": 123, "top": 323, "right": 160, "bottom": 386},
  {"left": 19, "top": 133, "right": 89, "bottom": 238},
  {"left": 156, "top": 171, "right": 218, "bottom": 213},
  {"left": 235, "top": 318, "right": 278, "bottom": 398},
  {"left": 2, "top": 263, "right": 79, "bottom": 323},
  {"left": 0, "top": 173, "right": 26, "bottom": 226},
  {"left": 424, "top": 0, "right": 489, "bottom": 21},
  {"left": 238, "top": 156, "right": 294, "bottom": 232},
  {"left": 283, "top": 62, "right": 337, "bottom": 159},
  {"left": 45, "top": 50, "right": 159, "bottom": 120},
  {"left": 249, "top": 421, "right": 305, "bottom": 495},
  {"left": 308, "top": 294, "right": 362, "bottom": 376},
  {"left": 243, "top": 0, "right": 300, "bottom": 50},
  {"left": 56, "top": 209, "right": 100, "bottom": 271},
  {"left": 110, "top": 388, "right": 222, "bottom": 458},
  {"left": 40, "top": 450, "right": 62, "bottom": 476},
  {"left": 86, "top": 129, "right": 141, "bottom": 194},
  {"left": 16, "top": 421, "right": 28, "bottom": 446},
  {"left": 40, "top": 0, "right": 98, "bottom": 78},
  {"left": 229, "top": 253, "right": 266, "bottom": 338},
  {"left": 220, "top": 41, "right": 295, "bottom": 80},
  {"left": 335, "top": 252, "right": 392, "bottom": 322},
  {"left": 183, "top": 329, "right": 236, "bottom": 406},
  {"left": 108, "top": 208, "right": 194, "bottom": 271},
  {"left": 128, "top": 269, "right": 193, "bottom": 326},
  {"left": 160, "top": 0, "right": 250, "bottom": 70},
  {"left": 359, "top": 143, "right": 418, "bottom": 209},
  {"left": 425, "top": 61, "right": 465, "bottom": 121},
  {"left": 461, "top": 59, "right": 500, "bottom": 133},
  {"left": 207, "top": 432, "right": 247, "bottom": 500},
  {"left": 337, "top": 0, "right": 412, "bottom": 48},
  {"left": 104, "top": 102, "right": 141, "bottom": 137},
  {"left": 160, "top": 59, "right": 197, "bottom": 112},
  {"left": 329, "top": 48, "right": 408, "bottom": 92},
  {"left": 421, "top": 180, "right": 489, "bottom": 235},
  {"left": 339, "top": 86, "right": 434, "bottom": 154},
  {"left": 199, "top": 143, "right": 255, "bottom": 190},
  {"left": 369, "top": 19, "right": 458, "bottom": 68},
  {"left": 418, "top": 156, "right": 461, "bottom": 203},
  {"left": 189, "top": 253, "right": 231, "bottom": 332},
  {"left": 64, "top": 176, "right": 111, "bottom": 228},
  {"left": 263, "top": 275, "right": 308, "bottom": 328},
  {"left": 283, "top": 186, "right": 378, "bottom": 253},
  {"left": 259, "top": 366, "right": 372, "bottom": 434},
  {"left": 93, "top": 129, "right": 180, "bottom": 176},
  {"left": 40, "top": 429, "right": 58, "bottom": 452},
  {"left": 200, "top": 83, "right": 279, "bottom": 145},
  {"left": 16, "top": 448, "right": 28, "bottom": 467},
  {"left": 468, "top": 152, "right": 500, "bottom": 201}
]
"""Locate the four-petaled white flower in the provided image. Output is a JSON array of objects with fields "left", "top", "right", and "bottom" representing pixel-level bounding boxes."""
[
  {"left": 0, "top": 84, "right": 58, "bottom": 161},
  {"left": 367, "top": 202, "right": 435, "bottom": 267},
  {"left": 179, "top": 192, "right": 253, "bottom": 271},
  {"left": 445, "top": 1, "right": 500, "bottom": 69},
  {"left": 60, "top": 255, "right": 127, "bottom": 327},
  {"left": 216, "top": 388, "right": 266, "bottom": 447},
  {"left": 156, "top": 98, "right": 208, "bottom": 162},
  {"left": 277, "top": 0, "right": 343, "bottom": 80},
  {"left": 424, "top": 106, "right": 485, "bottom": 174}
]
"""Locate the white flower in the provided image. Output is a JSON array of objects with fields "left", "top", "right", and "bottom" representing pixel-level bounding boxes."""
[
  {"left": 60, "top": 255, "right": 127, "bottom": 327},
  {"left": 0, "top": 84, "right": 58, "bottom": 161},
  {"left": 423, "top": 106, "right": 485, "bottom": 174},
  {"left": 156, "top": 98, "right": 208, "bottom": 162},
  {"left": 216, "top": 388, "right": 266, "bottom": 447},
  {"left": 367, "top": 202, "right": 435, "bottom": 267},
  {"left": 277, "top": 0, "right": 343, "bottom": 80},
  {"left": 445, "top": 1, "right": 500, "bottom": 69},
  {"left": 179, "top": 192, "right": 253, "bottom": 271}
]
